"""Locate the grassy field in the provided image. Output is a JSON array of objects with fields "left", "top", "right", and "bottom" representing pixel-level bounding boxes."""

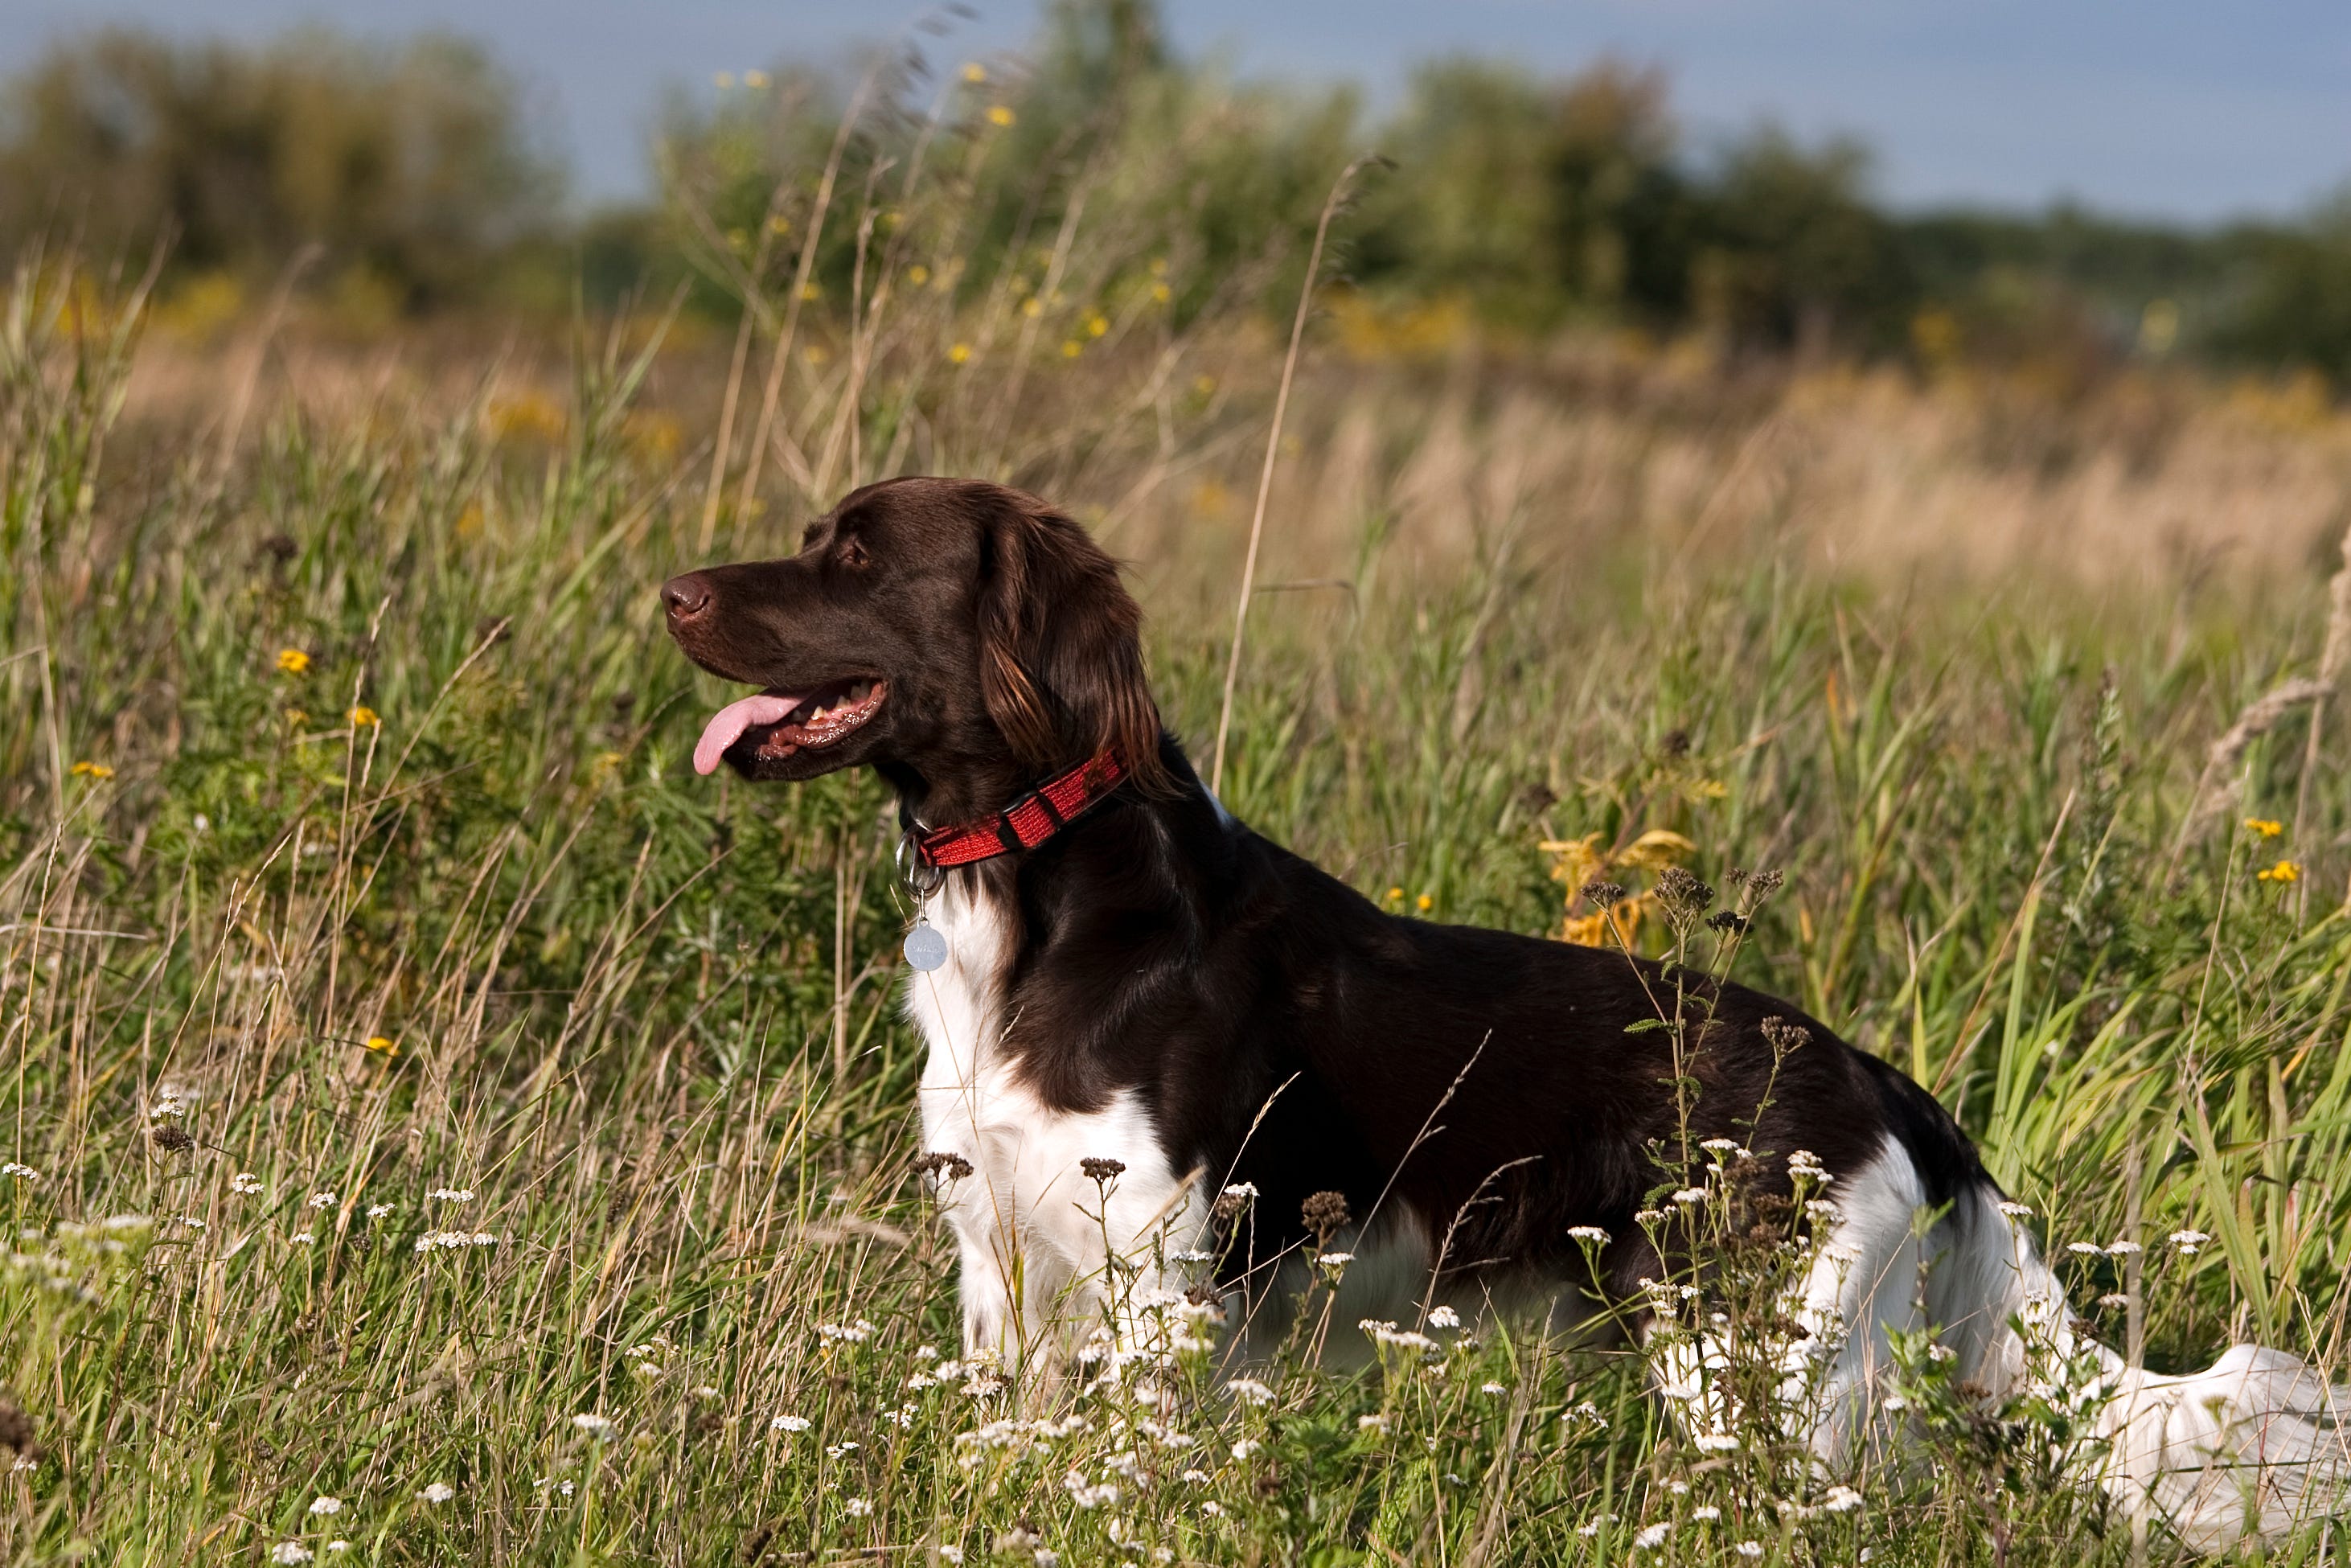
[{"left": 11, "top": 228, "right": 2351, "bottom": 1568}]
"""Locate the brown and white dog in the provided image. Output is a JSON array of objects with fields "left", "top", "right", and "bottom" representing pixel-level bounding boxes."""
[{"left": 665, "top": 475, "right": 2347, "bottom": 1548}]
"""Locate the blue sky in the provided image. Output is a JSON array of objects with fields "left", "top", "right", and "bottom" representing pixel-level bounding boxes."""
[{"left": 7, "top": 0, "right": 2348, "bottom": 224}]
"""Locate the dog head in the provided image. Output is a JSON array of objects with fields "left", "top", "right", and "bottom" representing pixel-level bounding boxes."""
[{"left": 663, "top": 477, "right": 1171, "bottom": 809}]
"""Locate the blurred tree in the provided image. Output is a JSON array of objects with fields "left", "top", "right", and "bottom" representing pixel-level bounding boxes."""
[
  {"left": 1691, "top": 128, "right": 1913, "bottom": 356},
  {"left": 0, "top": 27, "right": 561, "bottom": 308},
  {"left": 2218, "top": 193, "right": 2351, "bottom": 384}
]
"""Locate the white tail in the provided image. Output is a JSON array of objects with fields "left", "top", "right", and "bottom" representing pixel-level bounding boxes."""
[{"left": 1933, "top": 1181, "right": 2351, "bottom": 1550}]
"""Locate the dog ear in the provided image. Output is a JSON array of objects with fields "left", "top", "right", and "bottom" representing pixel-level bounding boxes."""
[{"left": 977, "top": 490, "right": 1175, "bottom": 796}]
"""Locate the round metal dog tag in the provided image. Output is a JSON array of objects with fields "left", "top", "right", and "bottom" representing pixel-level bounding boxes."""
[{"left": 903, "top": 922, "right": 948, "bottom": 972}]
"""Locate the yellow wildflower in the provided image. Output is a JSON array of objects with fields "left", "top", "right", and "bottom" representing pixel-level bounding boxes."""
[
  {"left": 1085, "top": 313, "right": 1109, "bottom": 338},
  {"left": 1385, "top": 886, "right": 1404, "bottom": 902},
  {"left": 744, "top": 69, "right": 770, "bottom": 88},
  {"left": 986, "top": 105, "right": 1015, "bottom": 128},
  {"left": 277, "top": 648, "right": 310, "bottom": 675},
  {"left": 2258, "top": 860, "right": 2302, "bottom": 884},
  {"left": 798, "top": 281, "right": 823, "bottom": 302},
  {"left": 1021, "top": 298, "right": 1042, "bottom": 318},
  {"left": 1061, "top": 339, "right": 1082, "bottom": 359},
  {"left": 948, "top": 343, "right": 971, "bottom": 365},
  {"left": 1151, "top": 281, "right": 1172, "bottom": 304},
  {"left": 1193, "top": 374, "right": 1217, "bottom": 396},
  {"left": 766, "top": 215, "right": 790, "bottom": 236},
  {"left": 962, "top": 63, "right": 987, "bottom": 84},
  {"left": 69, "top": 760, "right": 113, "bottom": 779},
  {"left": 713, "top": 72, "right": 735, "bottom": 89},
  {"left": 1416, "top": 893, "right": 1434, "bottom": 913},
  {"left": 347, "top": 706, "right": 379, "bottom": 728},
  {"left": 285, "top": 709, "right": 309, "bottom": 727},
  {"left": 908, "top": 264, "right": 930, "bottom": 286},
  {"left": 2245, "top": 818, "right": 2284, "bottom": 839},
  {"left": 364, "top": 1035, "right": 398, "bottom": 1056}
]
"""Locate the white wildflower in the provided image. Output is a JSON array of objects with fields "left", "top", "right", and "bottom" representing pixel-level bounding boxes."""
[
  {"left": 231, "top": 1172, "right": 263, "bottom": 1195},
  {"left": 1230, "top": 1439, "right": 1260, "bottom": 1460},
  {"left": 572, "top": 1413, "right": 615, "bottom": 1437},
  {"left": 1634, "top": 1208, "right": 1667, "bottom": 1224},
  {"left": 1699, "top": 1137, "right": 1740, "bottom": 1153},
  {"left": 2066, "top": 1242, "right": 2103, "bottom": 1256},
  {"left": 1566, "top": 1225, "right": 1610, "bottom": 1244},
  {"left": 938, "top": 1550, "right": 963, "bottom": 1565},
  {"left": 418, "top": 1482, "right": 454, "bottom": 1503},
  {"left": 289, "top": 1232, "right": 314, "bottom": 1246},
  {"left": 1479, "top": 1381, "right": 1508, "bottom": 1396},
  {"left": 771, "top": 1414, "right": 810, "bottom": 1433},
  {"left": 1671, "top": 1188, "right": 1708, "bottom": 1205},
  {"left": 1996, "top": 1200, "right": 2033, "bottom": 1218},
  {"left": 1220, "top": 1182, "right": 1257, "bottom": 1201},
  {"left": 271, "top": 1545, "right": 314, "bottom": 1566},
  {"left": 844, "top": 1498, "right": 872, "bottom": 1517},
  {"left": 0, "top": 1164, "right": 38, "bottom": 1182},
  {"left": 2170, "top": 1229, "right": 2211, "bottom": 1254},
  {"left": 1822, "top": 1484, "right": 1864, "bottom": 1513},
  {"left": 367, "top": 1204, "right": 393, "bottom": 1219},
  {"left": 307, "top": 1192, "right": 337, "bottom": 1210},
  {"left": 1426, "top": 1303, "right": 1461, "bottom": 1330},
  {"left": 2106, "top": 1240, "right": 2144, "bottom": 1256},
  {"left": 1633, "top": 1521, "right": 1672, "bottom": 1549},
  {"left": 428, "top": 1188, "right": 474, "bottom": 1203},
  {"left": 1225, "top": 1377, "right": 1275, "bottom": 1406},
  {"left": 1357, "top": 1414, "right": 1389, "bottom": 1432},
  {"left": 325, "top": 1544, "right": 350, "bottom": 1555},
  {"left": 1692, "top": 1433, "right": 1739, "bottom": 1452},
  {"left": 308, "top": 1496, "right": 343, "bottom": 1516},
  {"left": 1735, "top": 1543, "right": 1764, "bottom": 1559},
  {"left": 819, "top": 1320, "right": 876, "bottom": 1344},
  {"left": 1692, "top": 1505, "right": 1721, "bottom": 1521},
  {"left": 1316, "top": 1250, "right": 1354, "bottom": 1266},
  {"left": 179, "top": 1217, "right": 206, "bottom": 1231}
]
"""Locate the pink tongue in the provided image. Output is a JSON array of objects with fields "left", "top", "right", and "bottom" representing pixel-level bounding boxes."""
[{"left": 694, "top": 692, "right": 806, "bottom": 775}]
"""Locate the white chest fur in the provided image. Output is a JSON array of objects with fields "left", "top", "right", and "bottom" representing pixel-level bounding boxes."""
[{"left": 905, "top": 877, "right": 1206, "bottom": 1366}]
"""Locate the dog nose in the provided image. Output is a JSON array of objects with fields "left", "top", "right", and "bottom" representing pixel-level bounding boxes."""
[{"left": 662, "top": 573, "right": 712, "bottom": 622}]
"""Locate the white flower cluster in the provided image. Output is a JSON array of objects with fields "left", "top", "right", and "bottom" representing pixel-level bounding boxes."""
[
  {"left": 1786, "top": 1149, "right": 1831, "bottom": 1183},
  {"left": 231, "top": 1172, "right": 265, "bottom": 1195},
  {"left": 1225, "top": 1377, "right": 1276, "bottom": 1406},
  {"left": 427, "top": 1188, "right": 474, "bottom": 1203},
  {"left": 1358, "top": 1319, "right": 1439, "bottom": 1354},
  {"left": 2169, "top": 1229, "right": 2212, "bottom": 1254},
  {"left": 413, "top": 1230, "right": 496, "bottom": 1252},
  {"left": 1566, "top": 1225, "right": 1610, "bottom": 1245},
  {"left": 0, "top": 1163, "right": 38, "bottom": 1182},
  {"left": 818, "top": 1319, "right": 876, "bottom": 1343}
]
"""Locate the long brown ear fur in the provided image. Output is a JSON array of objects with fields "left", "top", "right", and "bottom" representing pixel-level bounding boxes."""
[{"left": 976, "top": 487, "right": 1177, "bottom": 798}]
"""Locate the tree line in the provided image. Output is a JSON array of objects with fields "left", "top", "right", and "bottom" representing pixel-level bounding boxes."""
[{"left": 5, "top": 2, "right": 2348, "bottom": 383}]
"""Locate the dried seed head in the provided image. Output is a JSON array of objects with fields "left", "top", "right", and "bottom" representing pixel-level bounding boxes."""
[
  {"left": 1079, "top": 1157, "right": 1126, "bottom": 1184},
  {"left": 1653, "top": 866, "right": 1715, "bottom": 923},
  {"left": 913, "top": 1151, "right": 974, "bottom": 1183},
  {"left": 1658, "top": 728, "right": 1691, "bottom": 759},
  {"left": 1301, "top": 1189, "right": 1351, "bottom": 1238},
  {"left": 1742, "top": 868, "right": 1784, "bottom": 902},
  {"left": 1580, "top": 879, "right": 1627, "bottom": 909},
  {"left": 1705, "top": 910, "right": 1746, "bottom": 935},
  {"left": 0, "top": 1399, "right": 33, "bottom": 1456},
  {"left": 1760, "top": 1016, "right": 1812, "bottom": 1056},
  {"left": 150, "top": 1124, "right": 195, "bottom": 1153}
]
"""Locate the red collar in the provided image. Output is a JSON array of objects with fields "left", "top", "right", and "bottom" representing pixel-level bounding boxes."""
[{"left": 913, "top": 751, "right": 1128, "bottom": 869}]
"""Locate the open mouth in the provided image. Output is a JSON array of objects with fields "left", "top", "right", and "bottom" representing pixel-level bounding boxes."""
[{"left": 691, "top": 678, "right": 887, "bottom": 775}]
